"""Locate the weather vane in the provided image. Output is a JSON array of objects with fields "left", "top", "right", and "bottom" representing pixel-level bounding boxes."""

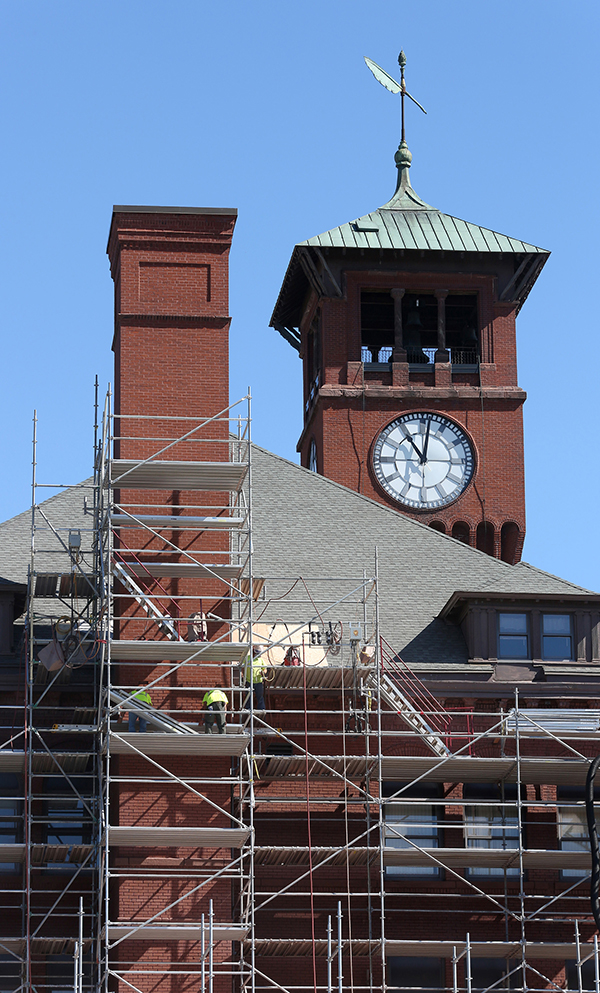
[{"left": 364, "top": 50, "right": 427, "bottom": 143}]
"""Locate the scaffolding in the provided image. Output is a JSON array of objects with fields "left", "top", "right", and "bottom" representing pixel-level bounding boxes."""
[
  {"left": 20, "top": 402, "right": 103, "bottom": 990},
  {"left": 91, "top": 390, "right": 254, "bottom": 991},
  {"left": 6, "top": 393, "right": 600, "bottom": 993}
]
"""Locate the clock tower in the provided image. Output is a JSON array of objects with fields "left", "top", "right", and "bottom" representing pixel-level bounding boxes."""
[{"left": 270, "top": 59, "right": 549, "bottom": 565}]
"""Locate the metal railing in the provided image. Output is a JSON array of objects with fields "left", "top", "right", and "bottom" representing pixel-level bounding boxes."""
[
  {"left": 380, "top": 637, "right": 452, "bottom": 738},
  {"left": 361, "top": 346, "right": 478, "bottom": 366}
]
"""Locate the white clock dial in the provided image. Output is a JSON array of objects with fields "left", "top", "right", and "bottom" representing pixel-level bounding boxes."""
[{"left": 372, "top": 413, "right": 474, "bottom": 510}]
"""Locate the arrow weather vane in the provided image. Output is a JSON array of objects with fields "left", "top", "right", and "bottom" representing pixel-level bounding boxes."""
[{"left": 364, "top": 50, "right": 427, "bottom": 143}]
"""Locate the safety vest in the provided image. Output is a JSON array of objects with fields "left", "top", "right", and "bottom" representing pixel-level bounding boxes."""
[
  {"left": 133, "top": 689, "right": 152, "bottom": 706},
  {"left": 244, "top": 656, "right": 265, "bottom": 684},
  {"left": 203, "top": 689, "right": 228, "bottom": 706}
]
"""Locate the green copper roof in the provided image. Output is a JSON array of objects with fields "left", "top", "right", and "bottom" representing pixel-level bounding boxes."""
[
  {"left": 299, "top": 207, "right": 547, "bottom": 255},
  {"left": 300, "top": 145, "right": 548, "bottom": 256},
  {"left": 270, "top": 142, "right": 550, "bottom": 341}
]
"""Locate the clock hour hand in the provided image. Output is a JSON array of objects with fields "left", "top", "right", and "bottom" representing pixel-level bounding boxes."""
[{"left": 400, "top": 427, "right": 424, "bottom": 462}]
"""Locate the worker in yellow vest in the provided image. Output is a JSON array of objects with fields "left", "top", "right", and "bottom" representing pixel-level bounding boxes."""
[
  {"left": 243, "top": 645, "right": 268, "bottom": 712},
  {"left": 129, "top": 687, "right": 152, "bottom": 733},
  {"left": 202, "top": 688, "right": 229, "bottom": 735}
]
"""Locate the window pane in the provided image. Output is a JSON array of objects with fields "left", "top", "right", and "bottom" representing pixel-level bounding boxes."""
[
  {"left": 498, "top": 635, "right": 529, "bottom": 659},
  {"left": 465, "top": 804, "right": 519, "bottom": 877},
  {"left": 388, "top": 957, "right": 443, "bottom": 992},
  {"left": 471, "top": 958, "right": 519, "bottom": 991},
  {"left": 543, "top": 614, "right": 571, "bottom": 635},
  {"left": 385, "top": 803, "right": 440, "bottom": 878},
  {"left": 542, "top": 635, "right": 572, "bottom": 660},
  {"left": 566, "top": 959, "right": 596, "bottom": 991},
  {"left": 0, "top": 799, "right": 21, "bottom": 875},
  {"left": 498, "top": 614, "right": 527, "bottom": 634},
  {"left": 558, "top": 805, "right": 598, "bottom": 877}
]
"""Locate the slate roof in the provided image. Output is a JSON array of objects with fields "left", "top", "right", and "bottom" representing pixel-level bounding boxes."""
[
  {"left": 0, "top": 481, "right": 95, "bottom": 616},
  {"left": 248, "top": 444, "right": 593, "bottom": 668},
  {"left": 0, "top": 454, "right": 592, "bottom": 668}
]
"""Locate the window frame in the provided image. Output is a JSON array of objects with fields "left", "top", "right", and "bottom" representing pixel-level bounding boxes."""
[
  {"left": 463, "top": 784, "right": 522, "bottom": 878},
  {"left": 497, "top": 612, "right": 530, "bottom": 660},
  {"left": 541, "top": 612, "right": 573, "bottom": 661},
  {"left": 383, "top": 782, "right": 443, "bottom": 879}
]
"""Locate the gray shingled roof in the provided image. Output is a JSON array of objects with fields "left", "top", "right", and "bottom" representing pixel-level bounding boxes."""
[
  {"left": 1, "top": 455, "right": 592, "bottom": 667},
  {"left": 249, "top": 445, "right": 592, "bottom": 667},
  {"left": 0, "top": 481, "right": 94, "bottom": 597}
]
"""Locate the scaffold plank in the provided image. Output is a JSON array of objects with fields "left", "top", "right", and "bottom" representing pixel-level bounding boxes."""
[
  {"left": 109, "top": 731, "right": 250, "bottom": 757},
  {"left": 265, "top": 665, "right": 374, "bottom": 690},
  {"left": 108, "top": 826, "right": 251, "bottom": 847},
  {"left": 109, "top": 640, "right": 249, "bottom": 661},
  {"left": 0, "top": 845, "right": 24, "bottom": 862},
  {"left": 107, "top": 923, "right": 249, "bottom": 941},
  {"left": 122, "top": 561, "right": 243, "bottom": 580},
  {"left": 385, "top": 940, "right": 584, "bottom": 960},
  {"left": 249, "top": 938, "right": 377, "bottom": 957},
  {"left": 0, "top": 751, "right": 24, "bottom": 772},
  {"left": 0, "top": 938, "right": 23, "bottom": 955},
  {"left": 30, "top": 752, "right": 93, "bottom": 774},
  {"left": 254, "top": 846, "right": 377, "bottom": 866},
  {"left": 111, "top": 514, "right": 246, "bottom": 530},
  {"left": 110, "top": 460, "right": 247, "bottom": 491},
  {"left": 383, "top": 847, "right": 591, "bottom": 869},
  {"left": 29, "top": 844, "right": 94, "bottom": 864},
  {"left": 380, "top": 755, "right": 590, "bottom": 785},
  {"left": 253, "top": 755, "right": 373, "bottom": 778}
]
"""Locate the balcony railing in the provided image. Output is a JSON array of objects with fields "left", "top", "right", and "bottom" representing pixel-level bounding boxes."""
[
  {"left": 406, "top": 347, "right": 478, "bottom": 366},
  {"left": 361, "top": 346, "right": 478, "bottom": 366}
]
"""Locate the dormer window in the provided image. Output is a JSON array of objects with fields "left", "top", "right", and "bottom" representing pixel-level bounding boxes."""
[
  {"left": 439, "top": 593, "right": 592, "bottom": 663},
  {"left": 498, "top": 613, "right": 529, "bottom": 659},
  {"left": 498, "top": 612, "right": 574, "bottom": 661},
  {"left": 542, "top": 614, "right": 573, "bottom": 660}
]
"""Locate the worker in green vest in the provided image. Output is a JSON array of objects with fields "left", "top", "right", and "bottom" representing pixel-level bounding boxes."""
[
  {"left": 202, "top": 688, "right": 229, "bottom": 735},
  {"left": 129, "top": 687, "right": 152, "bottom": 733},
  {"left": 243, "top": 644, "right": 268, "bottom": 712}
]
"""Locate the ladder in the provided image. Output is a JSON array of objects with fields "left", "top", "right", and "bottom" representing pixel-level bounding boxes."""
[
  {"left": 366, "top": 669, "right": 450, "bottom": 758},
  {"left": 109, "top": 688, "right": 201, "bottom": 735},
  {"left": 113, "top": 561, "right": 183, "bottom": 641}
]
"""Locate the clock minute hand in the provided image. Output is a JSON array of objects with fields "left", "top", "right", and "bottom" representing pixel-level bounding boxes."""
[{"left": 422, "top": 420, "right": 431, "bottom": 462}]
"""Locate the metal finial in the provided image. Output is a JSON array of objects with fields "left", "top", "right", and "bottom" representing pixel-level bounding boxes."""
[{"left": 398, "top": 50, "right": 407, "bottom": 70}]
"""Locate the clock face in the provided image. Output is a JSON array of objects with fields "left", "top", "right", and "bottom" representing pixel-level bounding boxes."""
[{"left": 372, "top": 413, "right": 474, "bottom": 510}]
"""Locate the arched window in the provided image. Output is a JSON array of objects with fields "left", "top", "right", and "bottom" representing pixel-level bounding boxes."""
[
  {"left": 428, "top": 521, "right": 446, "bottom": 534},
  {"left": 500, "top": 521, "right": 520, "bottom": 564},
  {"left": 308, "top": 438, "right": 318, "bottom": 473},
  {"left": 476, "top": 521, "right": 495, "bottom": 556},
  {"left": 452, "top": 521, "right": 471, "bottom": 545}
]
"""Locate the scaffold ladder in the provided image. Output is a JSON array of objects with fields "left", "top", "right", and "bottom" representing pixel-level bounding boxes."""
[
  {"left": 367, "top": 669, "right": 450, "bottom": 758},
  {"left": 113, "top": 560, "right": 183, "bottom": 641}
]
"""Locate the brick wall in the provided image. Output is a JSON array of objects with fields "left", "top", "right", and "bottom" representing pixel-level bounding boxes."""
[{"left": 297, "top": 266, "right": 527, "bottom": 562}]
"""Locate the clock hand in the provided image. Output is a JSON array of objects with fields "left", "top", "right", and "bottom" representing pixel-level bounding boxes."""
[
  {"left": 400, "top": 428, "right": 424, "bottom": 462},
  {"left": 422, "top": 420, "right": 431, "bottom": 463}
]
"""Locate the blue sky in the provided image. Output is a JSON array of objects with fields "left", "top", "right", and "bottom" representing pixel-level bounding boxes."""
[{"left": 0, "top": 0, "right": 598, "bottom": 590}]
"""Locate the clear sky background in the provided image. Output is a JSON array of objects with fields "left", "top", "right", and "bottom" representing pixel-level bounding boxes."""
[{"left": 0, "top": 0, "right": 598, "bottom": 591}]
